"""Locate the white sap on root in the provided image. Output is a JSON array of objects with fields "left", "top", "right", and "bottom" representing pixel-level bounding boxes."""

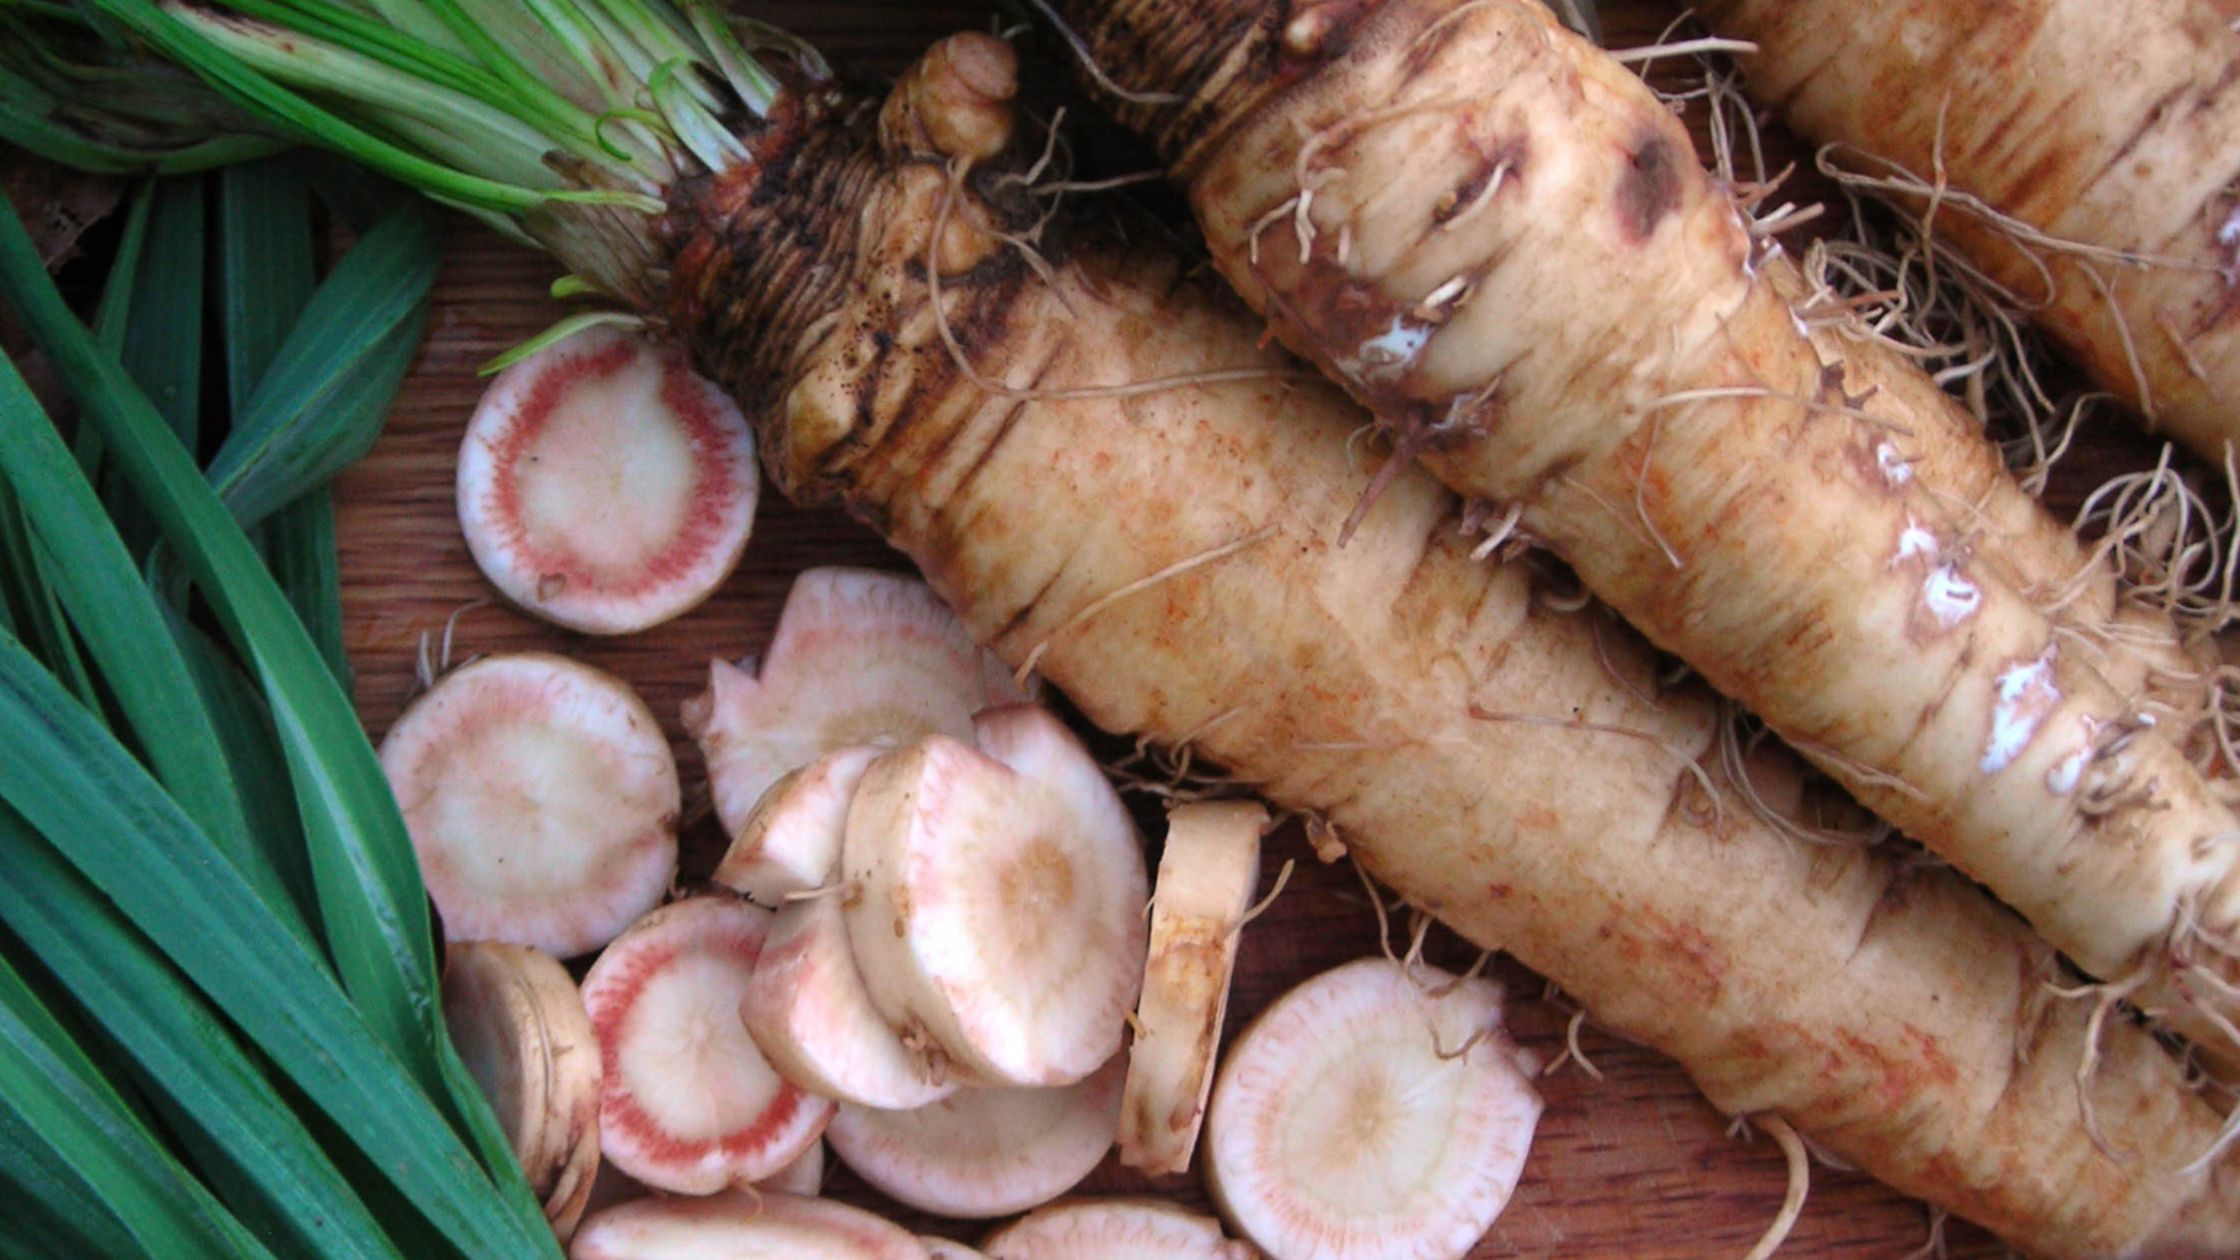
[
  {"left": 1983, "top": 649, "right": 2061, "bottom": 774},
  {"left": 1875, "top": 441, "right": 1913, "bottom": 487},
  {"left": 379, "top": 653, "right": 679, "bottom": 959},
  {"left": 1348, "top": 315, "right": 1433, "bottom": 382},
  {"left": 1893, "top": 520, "right": 1940, "bottom": 566},
  {"left": 1923, "top": 564, "right": 1982, "bottom": 629},
  {"left": 684, "top": 567, "right": 1029, "bottom": 838}
]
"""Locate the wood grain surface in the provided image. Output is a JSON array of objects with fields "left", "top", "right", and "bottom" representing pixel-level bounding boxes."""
[{"left": 329, "top": 3, "right": 2076, "bottom": 1255}]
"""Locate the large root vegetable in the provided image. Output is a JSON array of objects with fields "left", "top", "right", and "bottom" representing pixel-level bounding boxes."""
[
  {"left": 71, "top": 8, "right": 2240, "bottom": 1254},
  {"left": 1054, "top": 0, "right": 2240, "bottom": 1066},
  {"left": 1698, "top": 0, "right": 2240, "bottom": 469}
]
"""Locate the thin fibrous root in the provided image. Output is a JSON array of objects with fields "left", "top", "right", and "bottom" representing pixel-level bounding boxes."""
[
  {"left": 1740, "top": 1113, "right": 1810, "bottom": 1260},
  {"left": 1015, "top": 525, "right": 1278, "bottom": 684}
]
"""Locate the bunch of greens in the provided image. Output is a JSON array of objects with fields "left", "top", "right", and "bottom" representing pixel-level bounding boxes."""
[{"left": 0, "top": 156, "right": 560, "bottom": 1256}]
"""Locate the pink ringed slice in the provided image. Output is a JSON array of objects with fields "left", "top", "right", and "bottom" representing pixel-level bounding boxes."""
[
  {"left": 981, "top": 1199, "right": 1254, "bottom": 1259},
  {"left": 457, "top": 326, "right": 757, "bottom": 636},
  {"left": 380, "top": 652, "right": 678, "bottom": 959},
  {"left": 580, "top": 896, "right": 833, "bottom": 1194},
  {"left": 570, "top": 1190, "right": 926, "bottom": 1260}
]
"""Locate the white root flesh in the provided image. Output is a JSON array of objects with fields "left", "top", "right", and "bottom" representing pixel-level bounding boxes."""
[
  {"left": 683, "top": 567, "right": 1032, "bottom": 838},
  {"left": 569, "top": 1190, "right": 926, "bottom": 1260},
  {"left": 713, "top": 745, "right": 881, "bottom": 906},
  {"left": 842, "top": 706, "right": 1148, "bottom": 1087},
  {"left": 825, "top": 1055, "right": 1125, "bottom": 1219},
  {"left": 981, "top": 1198, "right": 1254, "bottom": 1259},
  {"left": 1118, "top": 800, "right": 1269, "bottom": 1175},
  {"left": 1205, "top": 958, "right": 1542, "bottom": 1260},
  {"left": 457, "top": 326, "right": 757, "bottom": 636},
  {"left": 441, "top": 941, "right": 602, "bottom": 1242},
  {"left": 579, "top": 896, "right": 833, "bottom": 1194},
  {"left": 381, "top": 652, "right": 679, "bottom": 959}
]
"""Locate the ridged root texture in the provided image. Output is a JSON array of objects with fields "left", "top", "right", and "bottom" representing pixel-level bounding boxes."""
[
  {"left": 1052, "top": 0, "right": 2240, "bottom": 1075},
  {"left": 633, "top": 30, "right": 2240, "bottom": 1258}
]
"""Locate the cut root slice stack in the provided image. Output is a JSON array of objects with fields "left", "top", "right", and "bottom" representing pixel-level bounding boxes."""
[
  {"left": 1119, "top": 801, "right": 1267, "bottom": 1176},
  {"left": 456, "top": 326, "right": 757, "bottom": 635},
  {"left": 683, "top": 567, "right": 1032, "bottom": 836},
  {"left": 825, "top": 1055, "right": 1125, "bottom": 1219},
  {"left": 714, "top": 745, "right": 879, "bottom": 906},
  {"left": 570, "top": 1191, "right": 926, "bottom": 1260},
  {"left": 981, "top": 1200, "right": 1253, "bottom": 1259},
  {"left": 441, "top": 941, "right": 602, "bottom": 1242},
  {"left": 843, "top": 706, "right": 1148, "bottom": 1088},
  {"left": 381, "top": 653, "right": 678, "bottom": 958},
  {"left": 580, "top": 896, "right": 833, "bottom": 1194},
  {"left": 1205, "top": 959, "right": 1542, "bottom": 1260}
]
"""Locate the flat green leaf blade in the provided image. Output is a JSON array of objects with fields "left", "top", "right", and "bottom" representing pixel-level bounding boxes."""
[
  {"left": 0, "top": 1090, "right": 140, "bottom": 1259},
  {"left": 0, "top": 806, "right": 403, "bottom": 1260},
  {"left": 106, "top": 174, "right": 204, "bottom": 556},
  {"left": 267, "top": 485, "right": 348, "bottom": 684},
  {"left": 0, "top": 479, "right": 96, "bottom": 711},
  {"left": 0, "top": 949, "right": 274, "bottom": 1260},
  {"left": 0, "top": 199, "right": 554, "bottom": 1248},
  {"left": 0, "top": 630, "right": 557, "bottom": 1258},
  {"left": 216, "top": 156, "right": 314, "bottom": 408},
  {"left": 0, "top": 339, "right": 297, "bottom": 942},
  {"left": 207, "top": 199, "right": 436, "bottom": 529}
]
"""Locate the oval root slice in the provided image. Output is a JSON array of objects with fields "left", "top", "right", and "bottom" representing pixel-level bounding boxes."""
[
  {"left": 1118, "top": 800, "right": 1268, "bottom": 1175},
  {"left": 826, "top": 1055, "right": 1123, "bottom": 1219},
  {"left": 760, "top": 1138, "right": 825, "bottom": 1198},
  {"left": 923, "top": 1240, "right": 993, "bottom": 1260},
  {"left": 713, "top": 744, "right": 880, "bottom": 905},
  {"left": 745, "top": 889, "right": 959, "bottom": 1111},
  {"left": 457, "top": 325, "right": 757, "bottom": 635},
  {"left": 581, "top": 896, "right": 834, "bottom": 1194},
  {"left": 570, "top": 1190, "right": 925, "bottom": 1260},
  {"left": 683, "top": 567, "right": 1032, "bottom": 837},
  {"left": 842, "top": 708, "right": 1147, "bottom": 1087},
  {"left": 382, "top": 653, "right": 679, "bottom": 959},
  {"left": 442, "top": 940, "right": 602, "bottom": 1241},
  {"left": 1204, "top": 958, "right": 1543, "bottom": 1260},
  {"left": 981, "top": 1199, "right": 1252, "bottom": 1259}
]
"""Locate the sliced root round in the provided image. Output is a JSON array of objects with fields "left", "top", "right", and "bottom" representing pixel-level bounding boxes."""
[
  {"left": 843, "top": 706, "right": 1148, "bottom": 1087},
  {"left": 1204, "top": 958, "right": 1542, "bottom": 1260},
  {"left": 826, "top": 1055, "right": 1124, "bottom": 1219},
  {"left": 981, "top": 1199, "right": 1253, "bottom": 1259},
  {"left": 580, "top": 896, "right": 834, "bottom": 1194},
  {"left": 923, "top": 1240, "right": 993, "bottom": 1260},
  {"left": 381, "top": 653, "right": 678, "bottom": 958},
  {"left": 745, "top": 887, "right": 959, "bottom": 1111},
  {"left": 441, "top": 940, "right": 602, "bottom": 1242},
  {"left": 761, "top": 1138, "right": 826, "bottom": 1198},
  {"left": 570, "top": 1190, "right": 924, "bottom": 1260},
  {"left": 1119, "top": 800, "right": 1269, "bottom": 1175},
  {"left": 682, "top": 567, "right": 1032, "bottom": 837},
  {"left": 714, "top": 745, "right": 880, "bottom": 905},
  {"left": 457, "top": 326, "right": 756, "bottom": 635}
]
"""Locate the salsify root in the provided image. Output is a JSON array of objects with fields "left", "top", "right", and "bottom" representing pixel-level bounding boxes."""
[{"left": 1051, "top": 0, "right": 2240, "bottom": 1073}]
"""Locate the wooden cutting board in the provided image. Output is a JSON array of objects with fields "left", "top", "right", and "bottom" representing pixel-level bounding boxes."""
[{"left": 335, "top": 3, "right": 2046, "bottom": 1254}]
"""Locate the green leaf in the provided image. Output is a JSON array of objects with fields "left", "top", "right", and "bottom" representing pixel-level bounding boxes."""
[
  {"left": 206, "top": 199, "right": 436, "bottom": 529},
  {"left": 0, "top": 1110, "right": 142, "bottom": 1259},
  {"left": 0, "top": 629, "right": 558, "bottom": 1258},
  {"left": 217, "top": 157, "right": 316, "bottom": 408},
  {"left": 0, "top": 948, "right": 274, "bottom": 1260},
  {"left": 106, "top": 174, "right": 205, "bottom": 555},
  {"left": 0, "top": 190, "right": 553, "bottom": 1244},
  {"left": 0, "top": 344, "right": 300, "bottom": 943},
  {"left": 77, "top": 175, "right": 156, "bottom": 480},
  {"left": 0, "top": 480, "right": 97, "bottom": 712},
  {"left": 266, "top": 486, "right": 349, "bottom": 684},
  {"left": 0, "top": 805, "right": 404, "bottom": 1260}
]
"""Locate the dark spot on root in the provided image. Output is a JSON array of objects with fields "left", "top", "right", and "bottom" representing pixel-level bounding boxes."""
[{"left": 1615, "top": 130, "right": 1681, "bottom": 244}]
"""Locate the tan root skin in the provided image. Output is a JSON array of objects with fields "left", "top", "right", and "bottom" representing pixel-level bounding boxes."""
[
  {"left": 441, "top": 941, "right": 602, "bottom": 1242},
  {"left": 1701, "top": 0, "right": 2240, "bottom": 466},
  {"left": 655, "top": 30, "right": 2240, "bottom": 1259},
  {"left": 1069, "top": 0, "right": 2240, "bottom": 1068},
  {"left": 1118, "top": 800, "right": 1267, "bottom": 1175}
]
